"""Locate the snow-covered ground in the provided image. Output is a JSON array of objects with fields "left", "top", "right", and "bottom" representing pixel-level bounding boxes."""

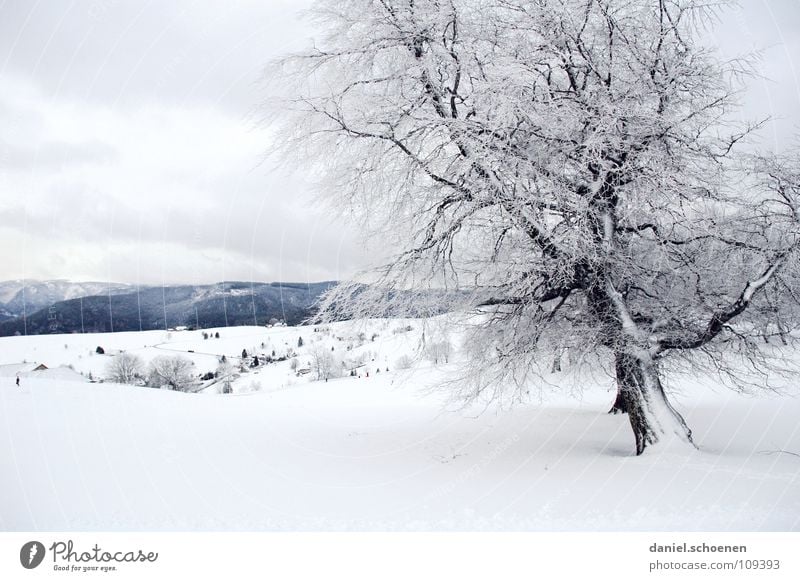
[{"left": 0, "top": 320, "right": 798, "bottom": 531}]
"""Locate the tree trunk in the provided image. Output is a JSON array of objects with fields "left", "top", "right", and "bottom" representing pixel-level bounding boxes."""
[
  {"left": 608, "top": 354, "right": 629, "bottom": 413},
  {"left": 551, "top": 352, "right": 562, "bottom": 373},
  {"left": 614, "top": 351, "right": 695, "bottom": 455},
  {"left": 608, "top": 388, "right": 627, "bottom": 414}
]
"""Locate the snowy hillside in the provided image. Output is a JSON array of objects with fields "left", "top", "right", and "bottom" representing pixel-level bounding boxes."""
[
  {"left": 0, "top": 320, "right": 798, "bottom": 531},
  {"left": 0, "top": 280, "right": 135, "bottom": 318},
  {"left": 0, "top": 280, "right": 336, "bottom": 336}
]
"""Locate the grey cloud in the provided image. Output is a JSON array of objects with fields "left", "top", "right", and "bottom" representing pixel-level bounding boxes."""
[
  {"left": 0, "top": 140, "right": 118, "bottom": 170},
  {"left": 0, "top": 0, "right": 313, "bottom": 114}
]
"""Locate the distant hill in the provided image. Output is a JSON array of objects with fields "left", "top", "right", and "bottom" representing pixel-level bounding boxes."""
[
  {"left": 0, "top": 280, "right": 135, "bottom": 319},
  {"left": 0, "top": 281, "right": 336, "bottom": 336}
]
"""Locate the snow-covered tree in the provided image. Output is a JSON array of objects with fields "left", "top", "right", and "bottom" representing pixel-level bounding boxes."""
[
  {"left": 395, "top": 354, "right": 414, "bottom": 370},
  {"left": 309, "top": 343, "right": 342, "bottom": 381},
  {"left": 147, "top": 355, "right": 195, "bottom": 391},
  {"left": 105, "top": 352, "right": 144, "bottom": 384},
  {"left": 216, "top": 358, "right": 234, "bottom": 378},
  {"left": 425, "top": 339, "right": 453, "bottom": 365},
  {"left": 272, "top": 0, "right": 800, "bottom": 454}
]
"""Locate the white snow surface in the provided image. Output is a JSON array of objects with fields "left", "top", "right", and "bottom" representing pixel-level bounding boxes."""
[{"left": 0, "top": 320, "right": 798, "bottom": 531}]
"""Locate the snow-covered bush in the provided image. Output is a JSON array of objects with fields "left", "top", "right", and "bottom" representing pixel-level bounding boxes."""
[
  {"left": 106, "top": 352, "right": 145, "bottom": 384},
  {"left": 392, "top": 325, "right": 413, "bottom": 335},
  {"left": 146, "top": 355, "right": 195, "bottom": 391},
  {"left": 395, "top": 355, "right": 413, "bottom": 370},
  {"left": 242, "top": 380, "right": 262, "bottom": 393},
  {"left": 424, "top": 340, "right": 453, "bottom": 365}
]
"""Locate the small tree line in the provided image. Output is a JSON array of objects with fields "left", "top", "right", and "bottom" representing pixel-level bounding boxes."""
[{"left": 105, "top": 352, "right": 197, "bottom": 392}]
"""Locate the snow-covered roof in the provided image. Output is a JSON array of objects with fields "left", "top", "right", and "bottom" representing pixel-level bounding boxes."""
[{"left": 0, "top": 362, "right": 49, "bottom": 376}]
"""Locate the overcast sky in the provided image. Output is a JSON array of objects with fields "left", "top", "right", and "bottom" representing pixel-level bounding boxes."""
[{"left": 0, "top": 0, "right": 799, "bottom": 285}]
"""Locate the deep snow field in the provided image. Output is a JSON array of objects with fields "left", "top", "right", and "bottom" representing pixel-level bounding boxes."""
[{"left": 0, "top": 319, "right": 798, "bottom": 531}]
